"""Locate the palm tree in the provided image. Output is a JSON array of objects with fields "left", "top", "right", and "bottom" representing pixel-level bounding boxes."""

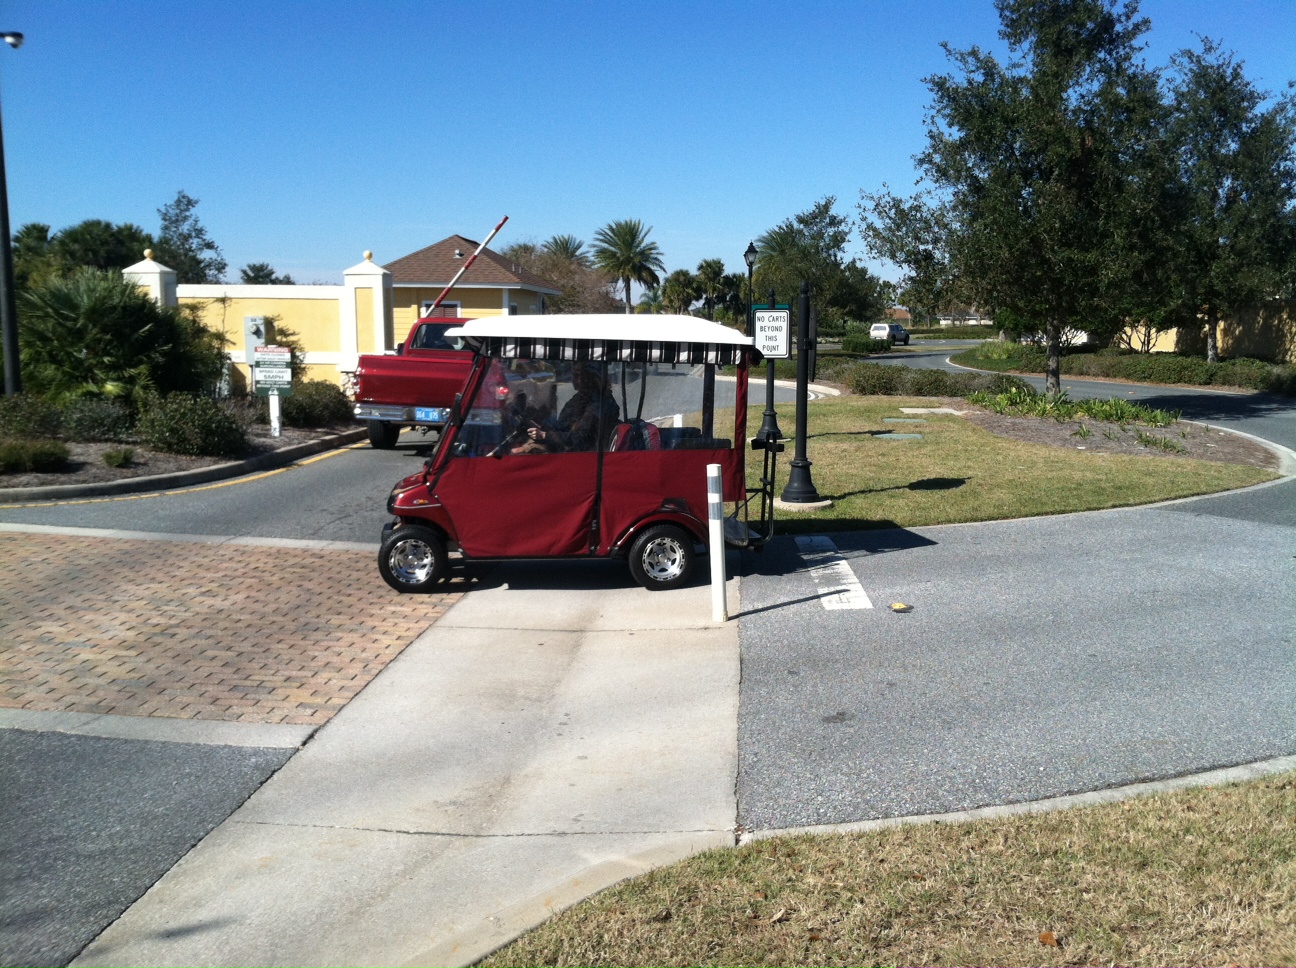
[
  {"left": 591, "top": 219, "right": 665, "bottom": 314},
  {"left": 661, "top": 269, "right": 700, "bottom": 315},
  {"left": 636, "top": 284, "right": 664, "bottom": 314},
  {"left": 542, "top": 234, "right": 591, "bottom": 268},
  {"left": 694, "top": 258, "right": 726, "bottom": 320}
]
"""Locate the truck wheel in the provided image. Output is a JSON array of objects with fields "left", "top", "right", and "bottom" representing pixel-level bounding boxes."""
[
  {"left": 627, "top": 524, "right": 695, "bottom": 591},
  {"left": 379, "top": 525, "right": 447, "bottom": 593},
  {"left": 368, "top": 421, "right": 401, "bottom": 449}
]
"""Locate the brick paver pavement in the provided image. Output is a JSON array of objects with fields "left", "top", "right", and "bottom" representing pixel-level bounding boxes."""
[{"left": 0, "top": 533, "right": 460, "bottom": 725}]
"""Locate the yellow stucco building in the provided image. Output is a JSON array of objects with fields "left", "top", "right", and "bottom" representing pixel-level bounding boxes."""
[{"left": 124, "top": 236, "right": 559, "bottom": 389}]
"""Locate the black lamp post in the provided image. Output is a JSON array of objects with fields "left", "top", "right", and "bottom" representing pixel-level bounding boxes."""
[
  {"left": 0, "top": 30, "right": 22, "bottom": 397},
  {"left": 779, "top": 280, "right": 821, "bottom": 503},
  {"left": 743, "top": 241, "right": 757, "bottom": 337}
]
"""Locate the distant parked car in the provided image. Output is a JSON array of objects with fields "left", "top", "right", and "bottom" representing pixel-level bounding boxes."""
[{"left": 870, "top": 322, "right": 910, "bottom": 345}]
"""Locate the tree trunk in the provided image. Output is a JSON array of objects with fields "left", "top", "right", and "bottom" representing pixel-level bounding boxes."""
[
  {"left": 1205, "top": 311, "right": 1219, "bottom": 363},
  {"left": 624, "top": 278, "right": 633, "bottom": 314},
  {"left": 1045, "top": 320, "right": 1063, "bottom": 394}
]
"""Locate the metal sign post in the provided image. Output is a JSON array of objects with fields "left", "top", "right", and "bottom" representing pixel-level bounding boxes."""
[
  {"left": 753, "top": 290, "right": 788, "bottom": 443},
  {"left": 253, "top": 345, "right": 292, "bottom": 438}
]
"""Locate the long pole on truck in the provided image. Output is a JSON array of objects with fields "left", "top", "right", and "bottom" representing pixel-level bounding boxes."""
[{"left": 428, "top": 214, "right": 510, "bottom": 312}]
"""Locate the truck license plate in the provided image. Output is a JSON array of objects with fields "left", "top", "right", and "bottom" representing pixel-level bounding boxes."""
[{"left": 415, "top": 407, "right": 446, "bottom": 423}]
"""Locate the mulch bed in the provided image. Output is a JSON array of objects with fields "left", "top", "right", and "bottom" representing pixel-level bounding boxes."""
[
  {"left": 959, "top": 407, "right": 1279, "bottom": 469},
  {"left": 0, "top": 424, "right": 357, "bottom": 490}
]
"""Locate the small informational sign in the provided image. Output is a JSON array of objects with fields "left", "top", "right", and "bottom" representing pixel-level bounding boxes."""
[
  {"left": 753, "top": 308, "right": 791, "bottom": 359},
  {"left": 252, "top": 345, "right": 293, "bottom": 398}
]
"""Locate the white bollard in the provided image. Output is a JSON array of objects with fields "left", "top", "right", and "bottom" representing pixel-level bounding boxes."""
[{"left": 707, "top": 463, "right": 726, "bottom": 623}]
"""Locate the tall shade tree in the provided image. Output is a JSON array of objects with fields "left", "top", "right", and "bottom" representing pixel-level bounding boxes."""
[
  {"left": 757, "top": 197, "right": 889, "bottom": 336},
  {"left": 239, "top": 262, "right": 296, "bottom": 285},
  {"left": 542, "top": 234, "right": 592, "bottom": 268},
  {"left": 1167, "top": 39, "right": 1296, "bottom": 363},
  {"left": 51, "top": 219, "right": 155, "bottom": 273},
  {"left": 591, "top": 219, "right": 665, "bottom": 314},
  {"left": 661, "top": 269, "right": 700, "bottom": 315},
  {"left": 860, "top": 0, "right": 1164, "bottom": 391},
  {"left": 503, "top": 238, "right": 618, "bottom": 313},
  {"left": 155, "top": 190, "right": 227, "bottom": 284}
]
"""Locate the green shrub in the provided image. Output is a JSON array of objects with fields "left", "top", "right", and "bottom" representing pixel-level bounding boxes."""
[
  {"left": 18, "top": 267, "right": 228, "bottom": 403},
  {"left": 984, "top": 373, "right": 1035, "bottom": 396},
  {"left": 841, "top": 334, "right": 892, "bottom": 354},
  {"left": 102, "top": 447, "right": 134, "bottom": 468},
  {"left": 0, "top": 438, "right": 69, "bottom": 473},
  {"left": 137, "top": 394, "right": 247, "bottom": 457},
  {"left": 61, "top": 397, "right": 135, "bottom": 442},
  {"left": 905, "top": 369, "right": 979, "bottom": 397},
  {"left": 0, "top": 394, "right": 61, "bottom": 440},
  {"left": 846, "top": 363, "right": 906, "bottom": 396},
  {"left": 280, "top": 380, "right": 355, "bottom": 427}
]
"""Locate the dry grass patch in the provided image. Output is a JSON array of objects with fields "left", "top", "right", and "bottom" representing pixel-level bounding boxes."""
[
  {"left": 746, "top": 397, "right": 1274, "bottom": 532},
  {"left": 486, "top": 773, "right": 1296, "bottom": 967}
]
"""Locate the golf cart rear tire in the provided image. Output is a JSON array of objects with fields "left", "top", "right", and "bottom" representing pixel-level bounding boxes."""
[
  {"left": 368, "top": 421, "right": 401, "bottom": 449},
  {"left": 379, "top": 525, "right": 447, "bottom": 593},
  {"left": 627, "top": 524, "right": 695, "bottom": 591}
]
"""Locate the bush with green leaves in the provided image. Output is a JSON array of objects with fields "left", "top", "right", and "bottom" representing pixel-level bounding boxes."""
[
  {"left": 0, "top": 394, "right": 61, "bottom": 440},
  {"left": 136, "top": 394, "right": 247, "bottom": 457},
  {"left": 952, "top": 342, "right": 1295, "bottom": 395},
  {"left": 281, "top": 381, "right": 355, "bottom": 427},
  {"left": 60, "top": 397, "right": 135, "bottom": 442},
  {"left": 840, "top": 334, "right": 892, "bottom": 354},
  {"left": 0, "top": 438, "right": 69, "bottom": 473},
  {"left": 846, "top": 363, "right": 907, "bottom": 396},
  {"left": 102, "top": 447, "right": 134, "bottom": 468},
  {"left": 18, "top": 267, "right": 227, "bottom": 405}
]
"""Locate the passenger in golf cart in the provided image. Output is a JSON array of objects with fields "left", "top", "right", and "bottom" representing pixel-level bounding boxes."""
[{"left": 377, "top": 314, "right": 779, "bottom": 592}]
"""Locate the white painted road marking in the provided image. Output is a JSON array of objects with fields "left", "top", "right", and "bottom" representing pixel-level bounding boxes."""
[{"left": 794, "top": 535, "right": 873, "bottom": 610}]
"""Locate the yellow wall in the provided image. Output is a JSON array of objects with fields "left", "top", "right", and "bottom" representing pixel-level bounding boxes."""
[
  {"left": 1126, "top": 301, "right": 1295, "bottom": 364},
  {"left": 391, "top": 287, "right": 518, "bottom": 335},
  {"left": 354, "top": 287, "right": 375, "bottom": 354},
  {"left": 182, "top": 296, "right": 342, "bottom": 356}
]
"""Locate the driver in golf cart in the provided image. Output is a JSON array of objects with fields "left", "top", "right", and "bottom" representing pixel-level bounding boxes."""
[{"left": 518, "top": 362, "right": 619, "bottom": 453}]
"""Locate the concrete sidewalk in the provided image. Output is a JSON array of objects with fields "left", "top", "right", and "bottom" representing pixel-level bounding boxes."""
[{"left": 74, "top": 563, "right": 742, "bottom": 968}]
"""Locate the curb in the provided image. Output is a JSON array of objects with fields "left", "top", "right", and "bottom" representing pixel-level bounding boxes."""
[
  {"left": 738, "top": 752, "right": 1296, "bottom": 845},
  {"left": 0, "top": 428, "right": 369, "bottom": 502}
]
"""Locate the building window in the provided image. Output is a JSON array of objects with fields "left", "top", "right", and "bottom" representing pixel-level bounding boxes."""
[
  {"left": 509, "top": 304, "right": 518, "bottom": 315},
  {"left": 421, "top": 300, "right": 461, "bottom": 318}
]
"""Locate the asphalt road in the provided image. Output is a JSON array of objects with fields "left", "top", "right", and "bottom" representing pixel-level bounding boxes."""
[
  {"left": 0, "top": 731, "right": 291, "bottom": 968},
  {"left": 735, "top": 490, "right": 1296, "bottom": 827}
]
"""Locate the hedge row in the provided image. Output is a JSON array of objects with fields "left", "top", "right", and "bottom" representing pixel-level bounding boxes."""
[
  {"left": 842, "top": 362, "right": 1034, "bottom": 398},
  {"left": 950, "top": 343, "right": 1296, "bottom": 395}
]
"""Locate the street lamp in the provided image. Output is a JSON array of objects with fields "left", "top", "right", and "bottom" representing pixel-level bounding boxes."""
[
  {"left": 0, "top": 30, "right": 22, "bottom": 396},
  {"left": 743, "top": 241, "right": 757, "bottom": 337}
]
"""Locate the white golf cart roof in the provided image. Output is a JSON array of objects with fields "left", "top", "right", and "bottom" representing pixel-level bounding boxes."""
[{"left": 444, "top": 313, "right": 756, "bottom": 364}]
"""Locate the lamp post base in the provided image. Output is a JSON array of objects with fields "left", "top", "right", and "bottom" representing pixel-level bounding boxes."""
[{"left": 780, "top": 458, "right": 822, "bottom": 504}]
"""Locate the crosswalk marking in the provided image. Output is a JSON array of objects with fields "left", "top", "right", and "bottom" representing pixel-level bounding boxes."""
[{"left": 794, "top": 535, "right": 874, "bottom": 610}]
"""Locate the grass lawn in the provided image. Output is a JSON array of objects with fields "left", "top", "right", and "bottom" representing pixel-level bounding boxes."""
[
  {"left": 746, "top": 397, "right": 1275, "bottom": 533},
  {"left": 486, "top": 772, "right": 1296, "bottom": 967}
]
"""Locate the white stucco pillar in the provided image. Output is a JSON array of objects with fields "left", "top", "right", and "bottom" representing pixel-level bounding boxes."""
[
  {"left": 342, "top": 250, "right": 393, "bottom": 371},
  {"left": 123, "top": 250, "right": 178, "bottom": 306}
]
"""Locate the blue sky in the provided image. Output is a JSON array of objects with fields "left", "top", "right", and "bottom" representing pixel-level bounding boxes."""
[{"left": 3, "top": 0, "right": 1292, "bottom": 284}]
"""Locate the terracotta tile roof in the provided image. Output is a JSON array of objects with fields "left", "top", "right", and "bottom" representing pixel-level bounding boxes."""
[{"left": 384, "top": 235, "right": 560, "bottom": 292}]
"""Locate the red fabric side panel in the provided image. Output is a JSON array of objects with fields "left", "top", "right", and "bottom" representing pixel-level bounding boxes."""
[{"left": 435, "top": 453, "right": 598, "bottom": 558}]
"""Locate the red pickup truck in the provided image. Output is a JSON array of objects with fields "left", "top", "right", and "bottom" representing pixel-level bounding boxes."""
[{"left": 352, "top": 318, "right": 474, "bottom": 448}]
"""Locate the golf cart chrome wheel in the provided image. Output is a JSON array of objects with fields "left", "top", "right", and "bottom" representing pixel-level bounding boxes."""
[
  {"left": 628, "top": 524, "right": 695, "bottom": 591},
  {"left": 378, "top": 525, "right": 447, "bottom": 593}
]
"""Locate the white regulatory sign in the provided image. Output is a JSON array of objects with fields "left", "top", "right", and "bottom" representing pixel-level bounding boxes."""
[
  {"left": 754, "top": 310, "right": 791, "bottom": 359},
  {"left": 254, "top": 366, "right": 292, "bottom": 386}
]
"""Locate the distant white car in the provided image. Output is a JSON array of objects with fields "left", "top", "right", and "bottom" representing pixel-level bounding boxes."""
[{"left": 870, "top": 322, "right": 910, "bottom": 345}]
